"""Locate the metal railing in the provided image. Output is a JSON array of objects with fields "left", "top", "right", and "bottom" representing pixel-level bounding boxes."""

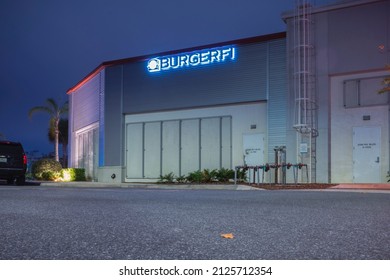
[{"left": 234, "top": 163, "right": 308, "bottom": 185}]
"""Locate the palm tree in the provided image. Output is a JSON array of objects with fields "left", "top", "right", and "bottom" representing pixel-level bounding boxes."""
[
  {"left": 28, "top": 98, "right": 68, "bottom": 162},
  {"left": 48, "top": 118, "right": 69, "bottom": 166}
]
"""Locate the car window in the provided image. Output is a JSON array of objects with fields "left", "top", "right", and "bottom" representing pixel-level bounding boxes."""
[{"left": 0, "top": 143, "right": 23, "bottom": 155}]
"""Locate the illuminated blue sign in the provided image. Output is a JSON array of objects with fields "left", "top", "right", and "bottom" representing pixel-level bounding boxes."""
[{"left": 147, "top": 46, "right": 236, "bottom": 73}]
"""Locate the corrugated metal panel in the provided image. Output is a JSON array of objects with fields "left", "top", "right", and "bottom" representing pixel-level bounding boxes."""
[
  {"left": 104, "top": 66, "right": 123, "bottom": 166},
  {"left": 121, "top": 42, "right": 270, "bottom": 114},
  {"left": 98, "top": 69, "right": 105, "bottom": 167},
  {"left": 72, "top": 73, "right": 101, "bottom": 131},
  {"left": 68, "top": 93, "right": 74, "bottom": 167},
  {"left": 267, "top": 39, "right": 287, "bottom": 161}
]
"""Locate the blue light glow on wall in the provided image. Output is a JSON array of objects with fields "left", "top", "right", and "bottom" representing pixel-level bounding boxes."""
[{"left": 147, "top": 46, "right": 236, "bottom": 73}]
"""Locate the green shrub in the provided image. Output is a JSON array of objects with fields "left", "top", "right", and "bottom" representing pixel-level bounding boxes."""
[
  {"left": 61, "top": 168, "right": 86, "bottom": 181},
  {"left": 74, "top": 168, "right": 86, "bottom": 181},
  {"left": 41, "top": 171, "right": 61, "bottom": 181},
  {"left": 186, "top": 168, "right": 236, "bottom": 183},
  {"left": 31, "top": 158, "right": 62, "bottom": 180},
  {"left": 215, "top": 168, "right": 235, "bottom": 182},
  {"left": 186, "top": 170, "right": 203, "bottom": 183},
  {"left": 158, "top": 172, "right": 175, "bottom": 184},
  {"left": 202, "top": 169, "right": 218, "bottom": 183},
  {"left": 175, "top": 175, "right": 187, "bottom": 183},
  {"left": 236, "top": 169, "right": 247, "bottom": 182}
]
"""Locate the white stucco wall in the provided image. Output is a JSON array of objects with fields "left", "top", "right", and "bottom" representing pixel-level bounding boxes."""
[{"left": 330, "top": 70, "right": 389, "bottom": 183}]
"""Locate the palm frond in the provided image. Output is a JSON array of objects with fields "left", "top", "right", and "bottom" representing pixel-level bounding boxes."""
[
  {"left": 59, "top": 101, "right": 69, "bottom": 115},
  {"left": 46, "top": 98, "right": 59, "bottom": 112},
  {"left": 28, "top": 106, "right": 54, "bottom": 118}
]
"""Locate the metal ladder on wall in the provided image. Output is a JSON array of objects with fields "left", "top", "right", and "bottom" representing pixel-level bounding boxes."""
[{"left": 292, "top": 0, "right": 318, "bottom": 183}]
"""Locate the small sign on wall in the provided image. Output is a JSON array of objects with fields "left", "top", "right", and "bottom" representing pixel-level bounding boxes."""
[{"left": 300, "top": 143, "right": 308, "bottom": 153}]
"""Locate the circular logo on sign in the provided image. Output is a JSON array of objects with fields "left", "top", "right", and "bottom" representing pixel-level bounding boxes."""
[{"left": 147, "top": 58, "right": 160, "bottom": 72}]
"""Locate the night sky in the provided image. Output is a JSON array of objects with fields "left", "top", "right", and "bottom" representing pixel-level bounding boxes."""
[{"left": 0, "top": 0, "right": 336, "bottom": 158}]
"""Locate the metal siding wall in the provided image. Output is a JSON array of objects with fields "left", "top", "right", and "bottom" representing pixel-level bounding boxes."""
[
  {"left": 104, "top": 66, "right": 123, "bottom": 166},
  {"left": 98, "top": 69, "right": 105, "bottom": 167},
  {"left": 70, "top": 71, "right": 103, "bottom": 169},
  {"left": 101, "top": 38, "right": 286, "bottom": 173},
  {"left": 68, "top": 94, "right": 74, "bottom": 167},
  {"left": 72, "top": 74, "right": 100, "bottom": 131},
  {"left": 267, "top": 39, "right": 287, "bottom": 161},
  {"left": 121, "top": 42, "right": 270, "bottom": 114}
]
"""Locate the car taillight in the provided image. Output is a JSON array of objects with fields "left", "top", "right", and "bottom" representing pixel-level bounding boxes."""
[{"left": 23, "top": 154, "right": 27, "bottom": 165}]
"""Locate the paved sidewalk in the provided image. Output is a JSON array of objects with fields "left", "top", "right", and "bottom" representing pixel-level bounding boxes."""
[
  {"left": 38, "top": 181, "right": 259, "bottom": 191},
  {"left": 36, "top": 181, "right": 390, "bottom": 191},
  {"left": 331, "top": 183, "right": 390, "bottom": 190}
]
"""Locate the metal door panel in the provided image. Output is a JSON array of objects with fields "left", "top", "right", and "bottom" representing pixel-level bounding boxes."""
[
  {"left": 162, "top": 121, "right": 180, "bottom": 176},
  {"left": 126, "top": 123, "right": 143, "bottom": 178},
  {"left": 353, "top": 126, "right": 381, "bottom": 183},
  {"left": 144, "top": 122, "right": 161, "bottom": 178},
  {"left": 181, "top": 119, "right": 200, "bottom": 175}
]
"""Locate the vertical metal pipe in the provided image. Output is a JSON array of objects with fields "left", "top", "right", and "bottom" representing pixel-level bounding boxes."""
[{"left": 234, "top": 167, "right": 237, "bottom": 186}]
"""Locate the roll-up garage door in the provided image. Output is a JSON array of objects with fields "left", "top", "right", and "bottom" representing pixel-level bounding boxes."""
[{"left": 126, "top": 116, "right": 231, "bottom": 179}]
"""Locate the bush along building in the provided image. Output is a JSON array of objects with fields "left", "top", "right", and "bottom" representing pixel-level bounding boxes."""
[{"left": 68, "top": 0, "right": 390, "bottom": 184}]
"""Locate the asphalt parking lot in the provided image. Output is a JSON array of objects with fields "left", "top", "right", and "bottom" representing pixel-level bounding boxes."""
[{"left": 0, "top": 184, "right": 389, "bottom": 259}]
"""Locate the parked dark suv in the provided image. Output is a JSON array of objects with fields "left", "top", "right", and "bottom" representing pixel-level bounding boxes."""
[{"left": 0, "top": 141, "right": 27, "bottom": 185}]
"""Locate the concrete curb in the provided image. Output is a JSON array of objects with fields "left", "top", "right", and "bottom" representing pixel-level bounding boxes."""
[
  {"left": 35, "top": 181, "right": 390, "bottom": 192},
  {"left": 38, "top": 181, "right": 261, "bottom": 191}
]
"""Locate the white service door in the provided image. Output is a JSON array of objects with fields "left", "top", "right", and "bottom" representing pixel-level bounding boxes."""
[
  {"left": 353, "top": 126, "right": 381, "bottom": 183},
  {"left": 243, "top": 133, "right": 264, "bottom": 166}
]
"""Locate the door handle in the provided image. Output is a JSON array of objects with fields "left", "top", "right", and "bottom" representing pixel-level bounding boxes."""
[{"left": 375, "top": 157, "right": 380, "bottom": 163}]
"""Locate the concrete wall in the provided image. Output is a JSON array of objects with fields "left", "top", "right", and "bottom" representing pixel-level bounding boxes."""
[
  {"left": 330, "top": 70, "right": 389, "bottom": 183},
  {"left": 284, "top": 0, "right": 390, "bottom": 183},
  {"left": 327, "top": 0, "right": 389, "bottom": 74}
]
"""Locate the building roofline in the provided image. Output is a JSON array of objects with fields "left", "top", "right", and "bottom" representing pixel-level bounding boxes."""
[
  {"left": 282, "top": 0, "right": 385, "bottom": 22},
  {"left": 67, "top": 31, "right": 286, "bottom": 94}
]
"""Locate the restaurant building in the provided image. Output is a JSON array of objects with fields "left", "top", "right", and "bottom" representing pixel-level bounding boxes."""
[{"left": 68, "top": 0, "right": 390, "bottom": 183}]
